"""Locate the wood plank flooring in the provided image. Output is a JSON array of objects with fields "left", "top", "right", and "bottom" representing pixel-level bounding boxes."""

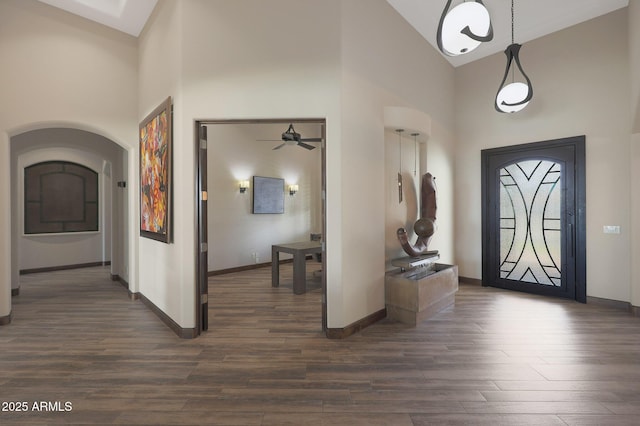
[{"left": 2, "top": 264, "right": 640, "bottom": 425}]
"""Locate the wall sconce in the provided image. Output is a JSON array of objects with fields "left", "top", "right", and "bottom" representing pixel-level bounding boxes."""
[
  {"left": 289, "top": 184, "right": 299, "bottom": 196},
  {"left": 239, "top": 180, "right": 250, "bottom": 193}
]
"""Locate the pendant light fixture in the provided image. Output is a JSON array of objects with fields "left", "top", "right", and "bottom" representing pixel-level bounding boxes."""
[
  {"left": 437, "top": 0, "right": 493, "bottom": 57},
  {"left": 495, "top": 0, "right": 533, "bottom": 113}
]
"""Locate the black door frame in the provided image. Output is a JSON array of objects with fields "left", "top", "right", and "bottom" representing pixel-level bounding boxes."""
[
  {"left": 481, "top": 135, "right": 586, "bottom": 302},
  {"left": 194, "top": 118, "right": 327, "bottom": 336},
  {"left": 195, "top": 123, "right": 208, "bottom": 335}
]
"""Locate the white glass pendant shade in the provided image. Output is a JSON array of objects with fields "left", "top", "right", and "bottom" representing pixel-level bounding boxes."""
[
  {"left": 496, "top": 82, "right": 530, "bottom": 113},
  {"left": 495, "top": 44, "right": 533, "bottom": 113},
  {"left": 437, "top": 1, "right": 493, "bottom": 57}
]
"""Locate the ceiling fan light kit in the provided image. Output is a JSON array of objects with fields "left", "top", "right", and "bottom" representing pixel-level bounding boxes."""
[
  {"left": 437, "top": 0, "right": 493, "bottom": 57},
  {"left": 259, "top": 124, "right": 322, "bottom": 151}
]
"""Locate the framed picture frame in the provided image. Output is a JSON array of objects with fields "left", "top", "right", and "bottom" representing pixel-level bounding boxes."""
[
  {"left": 139, "top": 96, "right": 172, "bottom": 243},
  {"left": 252, "top": 176, "right": 284, "bottom": 214}
]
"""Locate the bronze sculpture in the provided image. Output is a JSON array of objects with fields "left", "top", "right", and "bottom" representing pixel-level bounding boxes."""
[{"left": 397, "top": 172, "right": 438, "bottom": 257}]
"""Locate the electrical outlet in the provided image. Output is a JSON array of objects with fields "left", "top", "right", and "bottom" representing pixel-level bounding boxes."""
[{"left": 603, "top": 225, "right": 621, "bottom": 234}]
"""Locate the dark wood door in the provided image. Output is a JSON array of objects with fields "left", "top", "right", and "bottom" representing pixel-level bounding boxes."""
[{"left": 481, "top": 136, "right": 586, "bottom": 302}]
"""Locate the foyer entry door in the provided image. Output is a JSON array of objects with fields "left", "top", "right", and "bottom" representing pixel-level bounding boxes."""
[{"left": 481, "top": 136, "right": 586, "bottom": 302}]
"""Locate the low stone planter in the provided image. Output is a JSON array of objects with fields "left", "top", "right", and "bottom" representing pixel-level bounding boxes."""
[{"left": 385, "top": 263, "right": 458, "bottom": 326}]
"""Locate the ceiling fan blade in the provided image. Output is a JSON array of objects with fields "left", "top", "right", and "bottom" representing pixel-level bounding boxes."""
[
  {"left": 257, "top": 139, "right": 282, "bottom": 142},
  {"left": 299, "top": 138, "right": 323, "bottom": 142},
  {"left": 298, "top": 142, "right": 316, "bottom": 150},
  {"left": 272, "top": 143, "right": 286, "bottom": 150}
]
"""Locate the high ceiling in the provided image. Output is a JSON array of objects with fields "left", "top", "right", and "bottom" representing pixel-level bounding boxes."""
[
  {"left": 37, "top": 0, "right": 157, "bottom": 37},
  {"left": 37, "top": 0, "right": 629, "bottom": 67},
  {"left": 386, "top": 0, "right": 629, "bottom": 67}
]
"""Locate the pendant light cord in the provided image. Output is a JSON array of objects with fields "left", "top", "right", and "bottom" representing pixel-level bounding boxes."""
[
  {"left": 510, "top": 0, "right": 515, "bottom": 82},
  {"left": 396, "top": 129, "right": 403, "bottom": 173},
  {"left": 411, "top": 133, "right": 419, "bottom": 176},
  {"left": 511, "top": 0, "right": 515, "bottom": 45}
]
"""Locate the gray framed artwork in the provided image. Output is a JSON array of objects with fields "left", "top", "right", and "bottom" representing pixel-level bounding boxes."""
[{"left": 252, "top": 176, "right": 284, "bottom": 214}]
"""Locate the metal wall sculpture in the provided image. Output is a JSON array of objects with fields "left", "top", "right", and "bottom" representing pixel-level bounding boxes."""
[{"left": 397, "top": 172, "right": 438, "bottom": 257}]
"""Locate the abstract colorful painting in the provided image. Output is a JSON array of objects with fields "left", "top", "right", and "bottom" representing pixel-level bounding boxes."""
[{"left": 139, "top": 96, "right": 172, "bottom": 243}]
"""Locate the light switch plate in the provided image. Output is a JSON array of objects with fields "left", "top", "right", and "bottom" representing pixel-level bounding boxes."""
[{"left": 603, "top": 225, "right": 621, "bottom": 234}]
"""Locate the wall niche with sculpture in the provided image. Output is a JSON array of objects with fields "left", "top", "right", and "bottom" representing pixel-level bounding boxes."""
[
  {"left": 385, "top": 170, "right": 459, "bottom": 326},
  {"left": 24, "top": 161, "right": 99, "bottom": 234}
]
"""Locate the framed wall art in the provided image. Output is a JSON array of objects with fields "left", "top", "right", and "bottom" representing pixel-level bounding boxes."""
[
  {"left": 252, "top": 176, "right": 284, "bottom": 214},
  {"left": 139, "top": 96, "right": 172, "bottom": 243}
]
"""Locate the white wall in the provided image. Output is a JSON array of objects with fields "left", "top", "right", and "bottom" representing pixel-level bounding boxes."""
[
  {"left": 630, "top": 0, "right": 640, "bottom": 132},
  {"left": 340, "top": 0, "right": 456, "bottom": 324},
  {"left": 629, "top": 1, "right": 640, "bottom": 308},
  {"left": 207, "top": 122, "right": 322, "bottom": 271},
  {"left": 137, "top": 0, "right": 188, "bottom": 327},
  {"left": 141, "top": 0, "right": 340, "bottom": 327},
  {"left": 140, "top": 0, "right": 453, "bottom": 328},
  {"left": 0, "top": 0, "right": 138, "bottom": 320},
  {"left": 456, "top": 10, "right": 631, "bottom": 302},
  {"left": 137, "top": 0, "right": 456, "bottom": 330}
]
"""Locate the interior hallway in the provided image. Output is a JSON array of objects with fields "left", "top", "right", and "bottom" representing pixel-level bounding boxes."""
[{"left": 2, "top": 267, "right": 640, "bottom": 425}]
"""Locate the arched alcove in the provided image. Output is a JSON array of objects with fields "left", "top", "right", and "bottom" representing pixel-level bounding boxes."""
[
  {"left": 9, "top": 127, "right": 129, "bottom": 300},
  {"left": 383, "top": 106, "right": 432, "bottom": 266}
]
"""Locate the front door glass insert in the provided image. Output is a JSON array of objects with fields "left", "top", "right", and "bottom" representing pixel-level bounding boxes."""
[{"left": 499, "top": 160, "right": 561, "bottom": 286}]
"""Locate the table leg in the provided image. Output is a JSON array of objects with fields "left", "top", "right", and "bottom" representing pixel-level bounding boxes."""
[
  {"left": 293, "top": 251, "right": 306, "bottom": 295},
  {"left": 271, "top": 246, "right": 279, "bottom": 288}
]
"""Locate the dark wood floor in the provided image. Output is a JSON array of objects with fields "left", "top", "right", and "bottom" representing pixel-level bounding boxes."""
[{"left": 2, "top": 264, "right": 640, "bottom": 425}]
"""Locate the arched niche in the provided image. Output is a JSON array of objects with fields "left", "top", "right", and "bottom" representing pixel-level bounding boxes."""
[
  {"left": 383, "top": 106, "right": 433, "bottom": 266},
  {"left": 383, "top": 106, "right": 432, "bottom": 142},
  {"left": 8, "top": 126, "right": 130, "bottom": 304}
]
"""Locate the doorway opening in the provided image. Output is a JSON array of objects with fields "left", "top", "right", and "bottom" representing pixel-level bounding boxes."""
[
  {"left": 481, "top": 136, "right": 586, "bottom": 302},
  {"left": 194, "top": 119, "right": 327, "bottom": 336}
]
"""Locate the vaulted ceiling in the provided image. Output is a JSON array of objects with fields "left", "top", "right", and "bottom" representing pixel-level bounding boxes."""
[
  {"left": 37, "top": 0, "right": 629, "bottom": 68},
  {"left": 386, "top": 0, "right": 629, "bottom": 67},
  {"left": 37, "top": 0, "right": 157, "bottom": 37}
]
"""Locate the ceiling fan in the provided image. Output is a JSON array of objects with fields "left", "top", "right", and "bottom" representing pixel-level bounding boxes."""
[{"left": 259, "top": 124, "right": 322, "bottom": 150}]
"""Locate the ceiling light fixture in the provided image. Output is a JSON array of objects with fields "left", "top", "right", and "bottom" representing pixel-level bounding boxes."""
[
  {"left": 436, "top": 0, "right": 493, "bottom": 57},
  {"left": 495, "top": 0, "right": 533, "bottom": 113}
]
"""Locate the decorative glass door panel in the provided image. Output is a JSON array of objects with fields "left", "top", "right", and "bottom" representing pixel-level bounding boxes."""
[
  {"left": 499, "top": 160, "right": 561, "bottom": 286},
  {"left": 481, "top": 137, "right": 586, "bottom": 302}
]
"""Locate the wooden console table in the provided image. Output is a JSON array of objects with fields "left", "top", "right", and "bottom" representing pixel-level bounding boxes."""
[{"left": 271, "top": 241, "right": 322, "bottom": 294}]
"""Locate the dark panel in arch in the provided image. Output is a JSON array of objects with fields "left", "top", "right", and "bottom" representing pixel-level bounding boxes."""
[{"left": 24, "top": 160, "right": 98, "bottom": 234}]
